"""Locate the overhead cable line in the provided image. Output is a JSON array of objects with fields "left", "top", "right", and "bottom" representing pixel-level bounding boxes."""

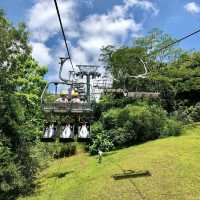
[
  {"left": 136, "top": 27, "right": 200, "bottom": 75},
  {"left": 150, "top": 27, "right": 200, "bottom": 57},
  {"left": 54, "top": 0, "right": 75, "bottom": 71}
]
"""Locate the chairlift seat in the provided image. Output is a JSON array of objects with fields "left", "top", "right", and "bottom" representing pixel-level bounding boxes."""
[
  {"left": 42, "top": 102, "right": 93, "bottom": 113},
  {"left": 41, "top": 81, "right": 92, "bottom": 114},
  {"left": 71, "top": 102, "right": 92, "bottom": 113},
  {"left": 54, "top": 102, "right": 70, "bottom": 113}
]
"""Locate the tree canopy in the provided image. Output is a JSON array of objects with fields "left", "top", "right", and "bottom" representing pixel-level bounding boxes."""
[
  {"left": 0, "top": 10, "right": 47, "bottom": 199},
  {"left": 100, "top": 28, "right": 200, "bottom": 108}
]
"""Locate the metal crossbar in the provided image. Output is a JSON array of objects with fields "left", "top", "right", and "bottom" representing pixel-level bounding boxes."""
[
  {"left": 42, "top": 102, "right": 92, "bottom": 113},
  {"left": 77, "top": 65, "right": 99, "bottom": 73}
]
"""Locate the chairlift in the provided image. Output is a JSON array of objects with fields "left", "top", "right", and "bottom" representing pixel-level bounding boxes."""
[
  {"left": 41, "top": 81, "right": 93, "bottom": 114},
  {"left": 40, "top": 62, "right": 101, "bottom": 143},
  {"left": 40, "top": 0, "right": 108, "bottom": 144}
]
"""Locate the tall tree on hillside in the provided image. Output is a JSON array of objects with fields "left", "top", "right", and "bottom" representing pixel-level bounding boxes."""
[
  {"left": 134, "top": 28, "right": 183, "bottom": 64},
  {"left": 0, "top": 10, "right": 47, "bottom": 199},
  {"left": 160, "top": 52, "right": 200, "bottom": 106}
]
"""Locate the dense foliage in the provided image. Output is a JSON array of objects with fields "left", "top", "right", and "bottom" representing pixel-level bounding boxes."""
[
  {"left": 100, "top": 28, "right": 200, "bottom": 110},
  {"left": 90, "top": 102, "right": 182, "bottom": 154},
  {"left": 44, "top": 142, "right": 76, "bottom": 159},
  {"left": 90, "top": 28, "right": 200, "bottom": 154},
  {"left": 0, "top": 10, "right": 49, "bottom": 199},
  {"left": 0, "top": 11, "right": 79, "bottom": 199}
]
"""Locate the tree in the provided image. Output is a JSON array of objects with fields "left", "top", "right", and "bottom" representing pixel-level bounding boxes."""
[
  {"left": 99, "top": 45, "right": 115, "bottom": 72},
  {"left": 100, "top": 46, "right": 151, "bottom": 90},
  {"left": 161, "top": 52, "right": 200, "bottom": 106},
  {"left": 0, "top": 10, "right": 47, "bottom": 198},
  {"left": 134, "top": 28, "right": 183, "bottom": 64},
  {"left": 110, "top": 47, "right": 148, "bottom": 78}
]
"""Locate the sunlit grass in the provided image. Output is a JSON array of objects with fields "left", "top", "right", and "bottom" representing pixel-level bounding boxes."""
[{"left": 19, "top": 123, "right": 200, "bottom": 200}]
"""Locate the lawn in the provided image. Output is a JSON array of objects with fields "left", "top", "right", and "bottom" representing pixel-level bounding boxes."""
[{"left": 19, "top": 124, "right": 200, "bottom": 200}]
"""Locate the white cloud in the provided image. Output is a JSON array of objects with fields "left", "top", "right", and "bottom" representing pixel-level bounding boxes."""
[
  {"left": 27, "top": 0, "right": 78, "bottom": 42},
  {"left": 82, "top": 0, "right": 94, "bottom": 8},
  {"left": 184, "top": 2, "right": 200, "bottom": 14},
  {"left": 71, "top": 0, "right": 158, "bottom": 65},
  {"left": 27, "top": 0, "right": 159, "bottom": 80},
  {"left": 30, "top": 41, "right": 52, "bottom": 66},
  {"left": 125, "top": 0, "right": 159, "bottom": 15},
  {"left": 71, "top": 47, "right": 89, "bottom": 65}
]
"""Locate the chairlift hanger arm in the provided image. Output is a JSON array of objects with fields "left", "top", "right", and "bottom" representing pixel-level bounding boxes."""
[
  {"left": 60, "top": 57, "right": 68, "bottom": 65},
  {"left": 41, "top": 82, "right": 49, "bottom": 105},
  {"left": 59, "top": 57, "right": 73, "bottom": 84}
]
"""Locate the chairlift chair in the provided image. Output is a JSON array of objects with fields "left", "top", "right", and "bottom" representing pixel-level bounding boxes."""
[{"left": 41, "top": 81, "right": 93, "bottom": 114}]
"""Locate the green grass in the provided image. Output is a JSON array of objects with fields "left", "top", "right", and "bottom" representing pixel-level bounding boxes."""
[{"left": 19, "top": 124, "right": 200, "bottom": 200}]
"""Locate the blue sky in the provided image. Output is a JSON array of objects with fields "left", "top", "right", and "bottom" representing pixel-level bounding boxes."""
[{"left": 1, "top": 0, "right": 200, "bottom": 80}]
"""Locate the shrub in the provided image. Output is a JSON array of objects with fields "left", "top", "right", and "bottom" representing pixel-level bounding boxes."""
[
  {"left": 90, "top": 102, "right": 182, "bottom": 153},
  {"left": 44, "top": 142, "right": 76, "bottom": 159},
  {"left": 106, "top": 120, "right": 137, "bottom": 148},
  {"left": 190, "top": 103, "right": 200, "bottom": 122},
  {"left": 0, "top": 142, "right": 23, "bottom": 194},
  {"left": 161, "top": 118, "right": 182, "bottom": 137},
  {"left": 132, "top": 105, "right": 167, "bottom": 142},
  {"left": 102, "top": 108, "right": 120, "bottom": 130},
  {"left": 103, "top": 103, "right": 168, "bottom": 144},
  {"left": 59, "top": 144, "right": 76, "bottom": 158},
  {"left": 174, "top": 107, "right": 193, "bottom": 124},
  {"left": 175, "top": 103, "right": 200, "bottom": 123},
  {"left": 89, "top": 122, "right": 114, "bottom": 155}
]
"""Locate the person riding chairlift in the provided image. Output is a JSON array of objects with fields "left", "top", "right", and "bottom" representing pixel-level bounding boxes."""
[
  {"left": 71, "top": 88, "right": 81, "bottom": 103},
  {"left": 61, "top": 124, "right": 73, "bottom": 138},
  {"left": 43, "top": 124, "right": 56, "bottom": 138},
  {"left": 79, "top": 123, "right": 90, "bottom": 138},
  {"left": 56, "top": 92, "right": 68, "bottom": 103}
]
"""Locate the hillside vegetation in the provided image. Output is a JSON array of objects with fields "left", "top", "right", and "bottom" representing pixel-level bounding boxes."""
[
  {"left": 2, "top": 11, "right": 200, "bottom": 200},
  {"left": 19, "top": 124, "right": 200, "bottom": 200}
]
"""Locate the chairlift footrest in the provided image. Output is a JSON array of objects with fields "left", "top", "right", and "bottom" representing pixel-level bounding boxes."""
[
  {"left": 59, "top": 138, "right": 75, "bottom": 143},
  {"left": 41, "top": 138, "right": 56, "bottom": 142},
  {"left": 77, "top": 138, "right": 91, "bottom": 142}
]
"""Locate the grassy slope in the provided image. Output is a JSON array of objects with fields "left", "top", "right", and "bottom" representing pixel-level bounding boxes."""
[{"left": 19, "top": 124, "right": 200, "bottom": 200}]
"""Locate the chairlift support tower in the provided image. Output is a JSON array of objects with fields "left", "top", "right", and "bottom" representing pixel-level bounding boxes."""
[{"left": 76, "top": 65, "right": 101, "bottom": 103}]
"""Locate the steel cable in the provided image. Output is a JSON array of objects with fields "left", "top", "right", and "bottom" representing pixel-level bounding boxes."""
[{"left": 54, "top": 0, "right": 75, "bottom": 72}]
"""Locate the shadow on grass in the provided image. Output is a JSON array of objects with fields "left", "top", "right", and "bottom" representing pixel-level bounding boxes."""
[
  {"left": 103, "top": 151, "right": 118, "bottom": 157},
  {"left": 48, "top": 170, "right": 74, "bottom": 179},
  {"left": 112, "top": 170, "right": 151, "bottom": 180}
]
